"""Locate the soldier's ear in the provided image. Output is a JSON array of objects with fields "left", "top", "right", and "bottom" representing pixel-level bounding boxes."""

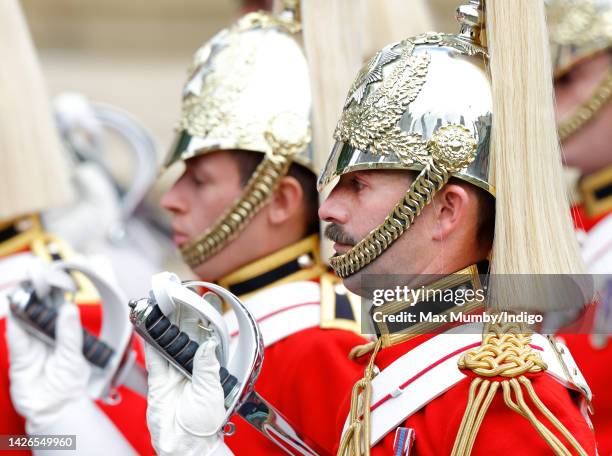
[
  {"left": 430, "top": 183, "right": 471, "bottom": 242},
  {"left": 267, "top": 175, "right": 304, "bottom": 226}
]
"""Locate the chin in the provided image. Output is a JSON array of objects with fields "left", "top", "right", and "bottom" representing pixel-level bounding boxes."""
[
  {"left": 341, "top": 272, "right": 366, "bottom": 298},
  {"left": 339, "top": 257, "right": 393, "bottom": 299},
  {"left": 192, "top": 262, "right": 217, "bottom": 282}
]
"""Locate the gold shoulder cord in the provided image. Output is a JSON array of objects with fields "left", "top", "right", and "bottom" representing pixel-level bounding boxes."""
[
  {"left": 451, "top": 322, "right": 588, "bottom": 456},
  {"left": 337, "top": 338, "right": 383, "bottom": 456},
  {"left": 180, "top": 113, "right": 311, "bottom": 269}
]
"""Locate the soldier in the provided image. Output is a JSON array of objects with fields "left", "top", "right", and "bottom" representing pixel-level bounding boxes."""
[
  {"left": 145, "top": 1, "right": 367, "bottom": 454},
  {"left": 145, "top": 0, "right": 599, "bottom": 455},
  {"left": 546, "top": 0, "right": 612, "bottom": 453},
  {"left": 320, "top": 0, "right": 596, "bottom": 453},
  {"left": 0, "top": 1, "right": 152, "bottom": 454}
]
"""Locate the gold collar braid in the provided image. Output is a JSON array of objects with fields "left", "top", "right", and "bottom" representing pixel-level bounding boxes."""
[
  {"left": 579, "top": 162, "right": 612, "bottom": 218},
  {"left": 558, "top": 67, "right": 612, "bottom": 142},
  {"left": 180, "top": 113, "right": 311, "bottom": 269},
  {"left": 329, "top": 125, "right": 477, "bottom": 278},
  {"left": 217, "top": 234, "right": 324, "bottom": 300}
]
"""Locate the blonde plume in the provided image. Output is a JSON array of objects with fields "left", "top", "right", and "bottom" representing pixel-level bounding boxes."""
[
  {"left": 362, "top": 0, "right": 434, "bottom": 59},
  {"left": 301, "top": 0, "right": 364, "bottom": 263},
  {"left": 485, "top": 0, "right": 587, "bottom": 311},
  {"left": 301, "top": 0, "right": 363, "bottom": 172},
  {"left": 0, "top": 0, "right": 73, "bottom": 221}
]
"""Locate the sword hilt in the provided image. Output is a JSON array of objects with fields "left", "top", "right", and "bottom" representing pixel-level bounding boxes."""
[
  {"left": 9, "top": 284, "right": 114, "bottom": 369},
  {"left": 130, "top": 299, "right": 238, "bottom": 399}
]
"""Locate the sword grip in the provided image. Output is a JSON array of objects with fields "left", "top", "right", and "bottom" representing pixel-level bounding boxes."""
[
  {"left": 12, "top": 288, "right": 114, "bottom": 369},
  {"left": 144, "top": 304, "right": 238, "bottom": 397}
]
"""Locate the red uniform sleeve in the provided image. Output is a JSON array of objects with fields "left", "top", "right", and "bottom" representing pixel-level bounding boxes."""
[
  {"left": 563, "top": 333, "right": 612, "bottom": 455},
  {"left": 225, "top": 327, "right": 366, "bottom": 455},
  {"left": 0, "top": 318, "right": 28, "bottom": 456},
  {"left": 0, "top": 304, "right": 154, "bottom": 456}
]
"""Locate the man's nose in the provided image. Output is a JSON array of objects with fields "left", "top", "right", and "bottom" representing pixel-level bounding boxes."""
[
  {"left": 160, "top": 180, "right": 188, "bottom": 214},
  {"left": 318, "top": 191, "right": 349, "bottom": 225}
]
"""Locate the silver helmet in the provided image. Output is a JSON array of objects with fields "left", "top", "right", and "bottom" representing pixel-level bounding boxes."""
[
  {"left": 545, "top": 0, "right": 612, "bottom": 141},
  {"left": 166, "top": 5, "right": 313, "bottom": 269},
  {"left": 318, "top": 2, "right": 493, "bottom": 278}
]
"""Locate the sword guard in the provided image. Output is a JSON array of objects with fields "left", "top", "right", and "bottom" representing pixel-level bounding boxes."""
[
  {"left": 7, "top": 259, "right": 136, "bottom": 401},
  {"left": 130, "top": 299, "right": 238, "bottom": 399},
  {"left": 129, "top": 272, "right": 264, "bottom": 435}
]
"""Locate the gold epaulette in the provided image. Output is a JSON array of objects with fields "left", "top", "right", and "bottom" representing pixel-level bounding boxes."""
[
  {"left": 0, "top": 214, "right": 44, "bottom": 257},
  {"left": 32, "top": 233, "right": 100, "bottom": 305},
  {"left": 451, "top": 322, "right": 588, "bottom": 456},
  {"left": 1, "top": 214, "right": 99, "bottom": 305},
  {"left": 320, "top": 271, "right": 362, "bottom": 335},
  {"left": 580, "top": 164, "right": 612, "bottom": 218}
]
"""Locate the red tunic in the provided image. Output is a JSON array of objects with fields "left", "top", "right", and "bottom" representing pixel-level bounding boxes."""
[
  {"left": 225, "top": 326, "right": 366, "bottom": 455},
  {"left": 334, "top": 334, "right": 597, "bottom": 455},
  {"left": 565, "top": 204, "right": 612, "bottom": 455},
  {"left": 0, "top": 250, "right": 153, "bottom": 456}
]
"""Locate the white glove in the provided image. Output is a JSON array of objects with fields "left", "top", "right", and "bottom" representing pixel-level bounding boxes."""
[
  {"left": 8, "top": 303, "right": 91, "bottom": 433},
  {"left": 7, "top": 304, "right": 136, "bottom": 455},
  {"left": 145, "top": 306, "right": 232, "bottom": 456}
]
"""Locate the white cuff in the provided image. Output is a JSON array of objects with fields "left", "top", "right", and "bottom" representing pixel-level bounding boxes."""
[{"left": 206, "top": 439, "right": 234, "bottom": 456}]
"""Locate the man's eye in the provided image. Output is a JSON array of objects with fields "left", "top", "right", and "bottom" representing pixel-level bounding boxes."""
[
  {"left": 556, "top": 72, "right": 572, "bottom": 87},
  {"left": 351, "top": 178, "right": 365, "bottom": 191},
  {"left": 190, "top": 174, "right": 205, "bottom": 186}
]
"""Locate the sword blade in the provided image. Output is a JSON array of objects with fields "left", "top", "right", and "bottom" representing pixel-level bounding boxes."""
[{"left": 237, "top": 391, "right": 323, "bottom": 456}]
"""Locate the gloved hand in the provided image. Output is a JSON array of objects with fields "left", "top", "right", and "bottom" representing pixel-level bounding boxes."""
[
  {"left": 7, "top": 303, "right": 91, "bottom": 434},
  {"left": 7, "top": 289, "right": 138, "bottom": 455},
  {"left": 145, "top": 304, "right": 231, "bottom": 456}
]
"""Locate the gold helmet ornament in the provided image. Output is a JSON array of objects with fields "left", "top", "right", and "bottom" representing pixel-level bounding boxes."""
[
  {"left": 546, "top": 0, "right": 612, "bottom": 141},
  {"left": 166, "top": 1, "right": 313, "bottom": 269},
  {"left": 0, "top": 0, "right": 73, "bottom": 222},
  {"left": 319, "top": 0, "right": 584, "bottom": 292}
]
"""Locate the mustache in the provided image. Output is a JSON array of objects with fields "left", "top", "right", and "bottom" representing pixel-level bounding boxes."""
[{"left": 324, "top": 223, "right": 358, "bottom": 246}]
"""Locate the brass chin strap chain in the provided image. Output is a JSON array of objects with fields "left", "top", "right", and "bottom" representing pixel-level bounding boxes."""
[
  {"left": 558, "top": 68, "right": 612, "bottom": 142},
  {"left": 329, "top": 122, "right": 478, "bottom": 279},
  {"left": 451, "top": 322, "right": 588, "bottom": 456},
  {"left": 181, "top": 115, "right": 311, "bottom": 269},
  {"left": 337, "top": 338, "right": 383, "bottom": 456},
  {"left": 329, "top": 161, "right": 449, "bottom": 278}
]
